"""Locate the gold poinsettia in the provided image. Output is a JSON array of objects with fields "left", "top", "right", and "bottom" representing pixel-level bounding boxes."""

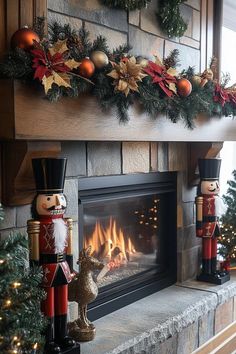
[{"left": 107, "top": 57, "right": 147, "bottom": 96}]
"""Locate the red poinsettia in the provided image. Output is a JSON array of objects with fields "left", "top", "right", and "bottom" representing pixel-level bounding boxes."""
[
  {"left": 31, "top": 48, "right": 70, "bottom": 81},
  {"left": 213, "top": 84, "right": 229, "bottom": 107},
  {"left": 144, "top": 61, "right": 177, "bottom": 97},
  {"left": 228, "top": 92, "right": 236, "bottom": 106}
]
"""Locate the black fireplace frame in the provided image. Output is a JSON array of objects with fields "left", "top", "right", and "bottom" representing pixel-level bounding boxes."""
[{"left": 78, "top": 172, "right": 177, "bottom": 320}]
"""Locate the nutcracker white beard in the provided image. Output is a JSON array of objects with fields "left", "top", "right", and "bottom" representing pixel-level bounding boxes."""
[{"left": 53, "top": 218, "right": 68, "bottom": 253}]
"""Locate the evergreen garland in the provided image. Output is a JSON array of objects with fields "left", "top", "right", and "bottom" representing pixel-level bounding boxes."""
[
  {"left": 158, "top": 0, "right": 188, "bottom": 38},
  {"left": 0, "top": 217, "right": 46, "bottom": 353},
  {"left": 1, "top": 21, "right": 236, "bottom": 128},
  {"left": 101, "top": 0, "right": 150, "bottom": 11},
  {"left": 219, "top": 171, "right": 236, "bottom": 261}
]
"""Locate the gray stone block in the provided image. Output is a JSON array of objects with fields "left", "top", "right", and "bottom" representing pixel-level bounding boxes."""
[
  {"left": 157, "top": 142, "right": 168, "bottom": 172},
  {"left": 64, "top": 179, "right": 78, "bottom": 221},
  {"left": 183, "top": 202, "right": 194, "bottom": 226},
  {"left": 48, "top": 10, "right": 82, "bottom": 30},
  {"left": 87, "top": 142, "right": 121, "bottom": 176},
  {"left": 192, "top": 9, "right": 200, "bottom": 41},
  {"left": 198, "top": 310, "right": 214, "bottom": 346},
  {"left": 71, "top": 221, "right": 79, "bottom": 271},
  {"left": 0, "top": 207, "right": 16, "bottom": 229},
  {"left": 179, "top": 4, "right": 193, "bottom": 38},
  {"left": 61, "top": 142, "right": 86, "bottom": 177},
  {"left": 180, "top": 36, "right": 200, "bottom": 49},
  {"left": 128, "top": 10, "right": 140, "bottom": 27},
  {"left": 129, "top": 25, "right": 164, "bottom": 59},
  {"left": 186, "top": 0, "right": 200, "bottom": 10},
  {"left": 122, "top": 142, "right": 149, "bottom": 174},
  {"left": 177, "top": 321, "right": 198, "bottom": 354},
  {"left": 156, "top": 335, "right": 178, "bottom": 354},
  {"left": 85, "top": 21, "right": 127, "bottom": 51},
  {"left": 48, "top": 0, "right": 128, "bottom": 32},
  {"left": 183, "top": 224, "right": 201, "bottom": 250},
  {"left": 178, "top": 246, "right": 201, "bottom": 282},
  {"left": 16, "top": 204, "right": 32, "bottom": 228},
  {"left": 165, "top": 41, "right": 200, "bottom": 72}
]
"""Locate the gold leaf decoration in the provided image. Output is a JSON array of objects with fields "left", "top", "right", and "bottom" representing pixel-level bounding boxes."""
[
  {"left": 65, "top": 59, "right": 81, "bottom": 70},
  {"left": 42, "top": 71, "right": 71, "bottom": 94},
  {"left": 49, "top": 39, "right": 69, "bottom": 56}
]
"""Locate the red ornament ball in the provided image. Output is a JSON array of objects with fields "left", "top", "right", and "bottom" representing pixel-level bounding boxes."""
[
  {"left": 78, "top": 58, "right": 95, "bottom": 78},
  {"left": 177, "top": 78, "right": 192, "bottom": 97},
  {"left": 11, "top": 26, "right": 40, "bottom": 50}
]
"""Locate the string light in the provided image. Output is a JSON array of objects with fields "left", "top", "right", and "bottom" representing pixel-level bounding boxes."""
[
  {"left": 0, "top": 259, "right": 5, "bottom": 264},
  {"left": 12, "top": 282, "right": 21, "bottom": 289},
  {"left": 5, "top": 299, "right": 11, "bottom": 307}
]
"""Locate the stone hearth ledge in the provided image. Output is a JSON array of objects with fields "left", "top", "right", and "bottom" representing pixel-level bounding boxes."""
[{"left": 79, "top": 273, "right": 236, "bottom": 354}]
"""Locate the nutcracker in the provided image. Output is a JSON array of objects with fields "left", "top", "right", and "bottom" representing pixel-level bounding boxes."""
[
  {"left": 27, "top": 158, "right": 80, "bottom": 353},
  {"left": 196, "top": 158, "right": 230, "bottom": 284}
]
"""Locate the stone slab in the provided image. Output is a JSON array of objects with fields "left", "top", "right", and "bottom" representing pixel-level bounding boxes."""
[
  {"left": 16, "top": 204, "right": 31, "bottom": 228},
  {"left": 180, "top": 36, "right": 200, "bottom": 49},
  {"left": 128, "top": 10, "right": 140, "bottom": 27},
  {"left": 64, "top": 179, "right": 78, "bottom": 221},
  {"left": 87, "top": 142, "right": 121, "bottom": 176},
  {"left": 122, "top": 142, "right": 149, "bottom": 173},
  {"left": 215, "top": 298, "right": 234, "bottom": 334},
  {"left": 61, "top": 142, "right": 86, "bottom": 177},
  {"left": 85, "top": 22, "right": 127, "bottom": 51},
  {"left": 177, "top": 321, "right": 198, "bottom": 354},
  {"left": 178, "top": 271, "right": 236, "bottom": 305},
  {"left": 80, "top": 285, "right": 218, "bottom": 354},
  {"left": 48, "top": 10, "right": 82, "bottom": 30},
  {"left": 164, "top": 41, "right": 200, "bottom": 73},
  {"left": 179, "top": 4, "right": 193, "bottom": 38},
  {"left": 129, "top": 25, "right": 164, "bottom": 59},
  {"left": 157, "top": 142, "right": 168, "bottom": 172},
  {"left": 198, "top": 310, "right": 214, "bottom": 346},
  {"left": 192, "top": 9, "right": 200, "bottom": 41},
  {"left": 0, "top": 207, "right": 16, "bottom": 229},
  {"left": 48, "top": 0, "right": 128, "bottom": 32}
]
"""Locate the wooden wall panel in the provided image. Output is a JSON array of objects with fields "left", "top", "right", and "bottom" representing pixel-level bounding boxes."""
[
  {"left": 6, "top": 0, "right": 20, "bottom": 48},
  {"left": 200, "top": 0, "right": 207, "bottom": 71},
  {"left": 0, "top": 0, "right": 6, "bottom": 57},
  {"left": 20, "top": 0, "right": 34, "bottom": 28}
]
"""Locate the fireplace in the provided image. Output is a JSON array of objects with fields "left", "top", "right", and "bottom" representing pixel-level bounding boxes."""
[{"left": 78, "top": 172, "right": 177, "bottom": 320}]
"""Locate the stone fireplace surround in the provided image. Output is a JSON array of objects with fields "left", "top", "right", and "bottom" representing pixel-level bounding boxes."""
[{"left": 2, "top": 141, "right": 236, "bottom": 353}]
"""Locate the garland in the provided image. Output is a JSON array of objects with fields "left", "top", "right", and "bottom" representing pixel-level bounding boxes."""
[
  {"left": 0, "top": 21, "right": 236, "bottom": 129},
  {"left": 101, "top": 0, "right": 150, "bottom": 10},
  {"left": 158, "top": 0, "right": 188, "bottom": 38}
]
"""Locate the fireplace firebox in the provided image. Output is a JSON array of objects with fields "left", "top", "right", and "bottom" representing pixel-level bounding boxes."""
[{"left": 78, "top": 172, "right": 177, "bottom": 320}]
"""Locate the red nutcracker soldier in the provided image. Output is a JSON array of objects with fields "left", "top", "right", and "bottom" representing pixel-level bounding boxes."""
[
  {"left": 27, "top": 158, "right": 80, "bottom": 354},
  {"left": 196, "top": 158, "right": 230, "bottom": 284}
]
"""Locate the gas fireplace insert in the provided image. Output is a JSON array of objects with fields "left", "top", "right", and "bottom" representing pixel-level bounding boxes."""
[{"left": 78, "top": 172, "right": 177, "bottom": 320}]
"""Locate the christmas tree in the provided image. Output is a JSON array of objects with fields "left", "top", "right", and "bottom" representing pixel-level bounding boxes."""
[
  {"left": 218, "top": 171, "right": 236, "bottom": 261},
  {"left": 0, "top": 203, "right": 46, "bottom": 354}
]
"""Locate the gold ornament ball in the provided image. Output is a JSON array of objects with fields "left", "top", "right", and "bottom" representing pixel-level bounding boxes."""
[
  {"left": 90, "top": 51, "right": 109, "bottom": 69},
  {"left": 192, "top": 75, "right": 202, "bottom": 86},
  {"left": 177, "top": 78, "right": 192, "bottom": 97},
  {"left": 78, "top": 58, "right": 95, "bottom": 78},
  {"left": 11, "top": 26, "right": 40, "bottom": 50}
]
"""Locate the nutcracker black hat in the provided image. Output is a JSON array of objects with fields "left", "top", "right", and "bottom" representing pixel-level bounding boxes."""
[
  {"left": 32, "top": 158, "right": 67, "bottom": 194},
  {"left": 198, "top": 158, "right": 221, "bottom": 181}
]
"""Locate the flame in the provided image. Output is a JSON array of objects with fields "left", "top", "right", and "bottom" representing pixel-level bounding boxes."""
[{"left": 84, "top": 217, "right": 135, "bottom": 267}]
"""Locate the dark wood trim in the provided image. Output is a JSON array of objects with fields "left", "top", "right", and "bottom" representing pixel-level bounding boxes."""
[{"left": 213, "top": 0, "right": 223, "bottom": 80}]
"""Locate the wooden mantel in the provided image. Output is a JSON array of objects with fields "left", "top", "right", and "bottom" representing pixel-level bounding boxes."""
[{"left": 1, "top": 80, "right": 236, "bottom": 142}]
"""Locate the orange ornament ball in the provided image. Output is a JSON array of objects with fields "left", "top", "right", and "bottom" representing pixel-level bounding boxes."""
[
  {"left": 177, "top": 78, "right": 192, "bottom": 97},
  {"left": 11, "top": 26, "right": 40, "bottom": 50},
  {"left": 78, "top": 58, "right": 95, "bottom": 78}
]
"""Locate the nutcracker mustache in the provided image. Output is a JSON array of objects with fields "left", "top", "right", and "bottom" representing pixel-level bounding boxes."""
[{"left": 47, "top": 205, "right": 66, "bottom": 211}]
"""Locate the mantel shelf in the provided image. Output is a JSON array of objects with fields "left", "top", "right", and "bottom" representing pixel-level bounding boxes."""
[{"left": 1, "top": 80, "right": 236, "bottom": 142}]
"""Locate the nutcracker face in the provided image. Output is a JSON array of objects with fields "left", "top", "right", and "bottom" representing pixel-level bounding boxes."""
[
  {"left": 201, "top": 180, "right": 220, "bottom": 195},
  {"left": 36, "top": 193, "right": 66, "bottom": 216}
]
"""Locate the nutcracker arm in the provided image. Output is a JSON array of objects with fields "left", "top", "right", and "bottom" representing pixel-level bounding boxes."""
[
  {"left": 195, "top": 196, "right": 203, "bottom": 237},
  {"left": 65, "top": 217, "right": 74, "bottom": 272},
  {"left": 27, "top": 220, "right": 40, "bottom": 266}
]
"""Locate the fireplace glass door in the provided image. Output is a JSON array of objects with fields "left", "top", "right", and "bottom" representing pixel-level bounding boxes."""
[{"left": 78, "top": 173, "right": 177, "bottom": 320}]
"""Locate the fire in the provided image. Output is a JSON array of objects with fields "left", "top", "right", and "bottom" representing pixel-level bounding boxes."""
[{"left": 84, "top": 217, "right": 135, "bottom": 267}]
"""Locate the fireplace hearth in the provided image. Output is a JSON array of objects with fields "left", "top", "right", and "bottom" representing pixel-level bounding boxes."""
[{"left": 78, "top": 173, "right": 177, "bottom": 320}]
